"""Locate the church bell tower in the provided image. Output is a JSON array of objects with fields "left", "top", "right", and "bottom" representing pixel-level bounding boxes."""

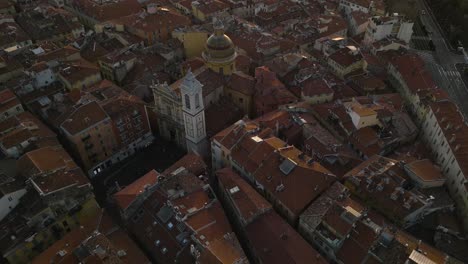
[{"left": 180, "top": 70, "right": 209, "bottom": 157}]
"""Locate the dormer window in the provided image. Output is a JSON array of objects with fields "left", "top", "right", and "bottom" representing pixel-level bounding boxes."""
[{"left": 185, "top": 94, "right": 191, "bottom": 109}]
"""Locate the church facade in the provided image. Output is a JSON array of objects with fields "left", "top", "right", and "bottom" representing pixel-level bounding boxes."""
[{"left": 152, "top": 20, "right": 236, "bottom": 155}]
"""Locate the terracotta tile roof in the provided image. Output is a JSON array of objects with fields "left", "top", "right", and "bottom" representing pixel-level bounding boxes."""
[
  {"left": 126, "top": 189, "right": 193, "bottom": 263},
  {"left": 18, "top": 145, "right": 77, "bottom": 173},
  {"left": 302, "top": 78, "right": 334, "bottom": 97},
  {"left": 246, "top": 210, "right": 327, "bottom": 264},
  {"left": 254, "top": 66, "right": 298, "bottom": 116},
  {"left": 114, "top": 7, "right": 191, "bottom": 33},
  {"left": 170, "top": 66, "right": 224, "bottom": 97},
  {"left": 216, "top": 168, "right": 272, "bottom": 224},
  {"left": 212, "top": 118, "right": 262, "bottom": 150},
  {"left": 29, "top": 61, "right": 49, "bottom": 73},
  {"left": 32, "top": 167, "right": 90, "bottom": 195},
  {"left": 194, "top": 0, "right": 229, "bottom": 15},
  {"left": 232, "top": 135, "right": 336, "bottom": 217},
  {"left": 171, "top": 188, "right": 210, "bottom": 215},
  {"left": 344, "top": 155, "right": 430, "bottom": 222},
  {"left": 0, "top": 111, "right": 56, "bottom": 142},
  {"left": 185, "top": 200, "right": 248, "bottom": 263},
  {"left": 114, "top": 170, "right": 159, "bottom": 210},
  {"left": 349, "top": 127, "right": 382, "bottom": 156},
  {"left": 33, "top": 209, "right": 149, "bottom": 264},
  {"left": 349, "top": 74, "right": 386, "bottom": 92},
  {"left": 328, "top": 46, "right": 364, "bottom": 67},
  {"left": 336, "top": 220, "right": 380, "bottom": 264},
  {"left": 69, "top": 0, "right": 153, "bottom": 22},
  {"left": 229, "top": 71, "right": 255, "bottom": 96},
  {"left": 229, "top": 24, "right": 295, "bottom": 61},
  {"left": 319, "top": 15, "right": 348, "bottom": 38},
  {"left": 60, "top": 101, "right": 109, "bottom": 136},
  {"left": 404, "top": 159, "right": 445, "bottom": 183},
  {"left": 235, "top": 54, "right": 252, "bottom": 73},
  {"left": 181, "top": 57, "right": 205, "bottom": 73},
  {"left": 0, "top": 89, "right": 20, "bottom": 113},
  {"left": 159, "top": 168, "right": 206, "bottom": 195},
  {"left": 163, "top": 152, "right": 207, "bottom": 176},
  {"left": 205, "top": 98, "right": 243, "bottom": 138},
  {"left": 0, "top": 127, "right": 33, "bottom": 149},
  {"left": 58, "top": 60, "right": 101, "bottom": 85},
  {"left": 37, "top": 45, "right": 79, "bottom": 63},
  {"left": 389, "top": 53, "right": 437, "bottom": 94}
]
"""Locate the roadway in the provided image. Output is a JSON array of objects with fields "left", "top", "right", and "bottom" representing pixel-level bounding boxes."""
[{"left": 411, "top": 0, "right": 468, "bottom": 117}]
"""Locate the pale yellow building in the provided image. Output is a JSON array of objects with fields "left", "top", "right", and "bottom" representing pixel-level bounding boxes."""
[
  {"left": 191, "top": 0, "right": 229, "bottom": 22},
  {"left": 173, "top": 29, "right": 209, "bottom": 59}
]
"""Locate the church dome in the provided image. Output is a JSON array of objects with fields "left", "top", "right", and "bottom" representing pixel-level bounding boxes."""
[{"left": 203, "top": 20, "right": 235, "bottom": 60}]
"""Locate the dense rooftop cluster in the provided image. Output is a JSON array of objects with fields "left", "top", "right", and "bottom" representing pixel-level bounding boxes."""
[{"left": 0, "top": 0, "right": 467, "bottom": 263}]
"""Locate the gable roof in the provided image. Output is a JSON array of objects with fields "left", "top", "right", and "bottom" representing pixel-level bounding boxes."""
[{"left": 114, "top": 170, "right": 159, "bottom": 210}]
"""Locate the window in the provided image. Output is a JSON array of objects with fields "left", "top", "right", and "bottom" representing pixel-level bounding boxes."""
[
  {"left": 195, "top": 94, "right": 200, "bottom": 109},
  {"left": 8, "top": 197, "right": 12, "bottom": 202},
  {"left": 185, "top": 94, "right": 191, "bottom": 109}
]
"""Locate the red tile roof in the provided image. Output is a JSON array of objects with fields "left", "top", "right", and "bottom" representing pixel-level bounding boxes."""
[
  {"left": 69, "top": 0, "right": 152, "bottom": 22},
  {"left": 233, "top": 136, "right": 336, "bottom": 217},
  {"left": 32, "top": 167, "right": 90, "bottom": 195},
  {"left": 302, "top": 78, "right": 334, "bottom": 97},
  {"left": 114, "top": 170, "right": 159, "bottom": 210},
  {"left": 246, "top": 210, "right": 327, "bottom": 264},
  {"left": 60, "top": 101, "right": 108, "bottom": 136},
  {"left": 328, "top": 47, "right": 364, "bottom": 67},
  {"left": 33, "top": 209, "right": 150, "bottom": 264},
  {"left": 0, "top": 89, "right": 20, "bottom": 113},
  {"left": 389, "top": 53, "right": 437, "bottom": 94},
  {"left": 229, "top": 71, "right": 255, "bottom": 96},
  {"left": 18, "top": 145, "right": 77, "bottom": 173},
  {"left": 344, "top": 155, "right": 429, "bottom": 222},
  {"left": 115, "top": 7, "right": 191, "bottom": 33},
  {"left": 184, "top": 199, "right": 248, "bottom": 263},
  {"left": 163, "top": 152, "right": 206, "bottom": 176},
  {"left": 216, "top": 168, "right": 272, "bottom": 225}
]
